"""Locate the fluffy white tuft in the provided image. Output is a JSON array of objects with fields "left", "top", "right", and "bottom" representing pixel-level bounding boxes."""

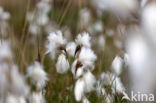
[
  {"left": 66, "top": 42, "right": 76, "bottom": 57},
  {"left": 74, "top": 78, "right": 85, "bottom": 101},
  {"left": 75, "top": 32, "right": 91, "bottom": 48},
  {"left": 27, "top": 61, "right": 48, "bottom": 90},
  {"left": 78, "top": 47, "right": 97, "bottom": 70},
  {"left": 56, "top": 53, "right": 69, "bottom": 74}
]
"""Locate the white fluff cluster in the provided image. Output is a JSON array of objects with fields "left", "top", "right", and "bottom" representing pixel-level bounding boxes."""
[
  {"left": 0, "top": 6, "right": 10, "bottom": 37},
  {"left": 73, "top": 33, "right": 97, "bottom": 102},
  {"left": 74, "top": 71, "right": 96, "bottom": 101},
  {"left": 92, "top": 0, "right": 138, "bottom": 19},
  {"left": 78, "top": 47, "right": 97, "bottom": 70},
  {"left": 75, "top": 32, "right": 91, "bottom": 48},
  {"left": 96, "top": 71, "right": 127, "bottom": 102},
  {"left": 6, "top": 94, "right": 27, "bottom": 103},
  {"left": 78, "top": 8, "right": 91, "bottom": 29},
  {"left": 87, "top": 21, "right": 104, "bottom": 34},
  {"left": 0, "top": 63, "right": 30, "bottom": 103},
  {"left": 46, "top": 31, "right": 67, "bottom": 59},
  {"left": 46, "top": 31, "right": 97, "bottom": 102},
  {"left": 46, "top": 31, "right": 70, "bottom": 74},
  {"left": 56, "top": 53, "right": 69, "bottom": 74},
  {"left": 27, "top": 61, "right": 48, "bottom": 90},
  {"left": 142, "top": 3, "right": 156, "bottom": 46},
  {"left": 0, "top": 40, "right": 13, "bottom": 61},
  {"left": 111, "top": 56, "right": 123, "bottom": 76},
  {"left": 66, "top": 42, "right": 76, "bottom": 57},
  {"left": 27, "top": 0, "right": 51, "bottom": 35},
  {"left": 29, "top": 92, "right": 46, "bottom": 103}
]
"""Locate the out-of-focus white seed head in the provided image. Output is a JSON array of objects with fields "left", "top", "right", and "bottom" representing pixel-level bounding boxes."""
[
  {"left": 92, "top": 0, "right": 138, "bottom": 20},
  {"left": 93, "top": 21, "right": 104, "bottom": 33},
  {"left": 82, "top": 96, "right": 90, "bottom": 103},
  {"left": 29, "top": 92, "right": 45, "bottom": 103},
  {"left": 10, "top": 65, "right": 29, "bottom": 97},
  {"left": 56, "top": 53, "right": 69, "bottom": 74},
  {"left": 106, "top": 29, "right": 114, "bottom": 37},
  {"left": 36, "top": 14, "right": 49, "bottom": 26},
  {"left": 100, "top": 72, "right": 114, "bottom": 85},
  {"left": 142, "top": 3, "right": 156, "bottom": 46},
  {"left": 0, "top": 7, "right": 10, "bottom": 20},
  {"left": 6, "top": 95, "right": 27, "bottom": 103},
  {"left": 66, "top": 42, "right": 76, "bottom": 57},
  {"left": 78, "top": 47, "right": 97, "bottom": 70},
  {"left": 126, "top": 34, "right": 149, "bottom": 73},
  {"left": 105, "top": 94, "right": 114, "bottom": 103},
  {"left": 111, "top": 56, "right": 123, "bottom": 76},
  {"left": 0, "top": 63, "right": 9, "bottom": 97},
  {"left": 78, "top": 8, "right": 91, "bottom": 29},
  {"left": 75, "top": 32, "right": 91, "bottom": 48},
  {"left": 27, "top": 61, "right": 48, "bottom": 90},
  {"left": 87, "top": 21, "right": 104, "bottom": 34},
  {"left": 0, "top": 40, "right": 13, "bottom": 61},
  {"left": 96, "top": 81, "right": 106, "bottom": 96},
  {"left": 112, "top": 77, "right": 125, "bottom": 94},
  {"left": 74, "top": 78, "right": 85, "bottom": 101},
  {"left": 83, "top": 71, "right": 96, "bottom": 93},
  {"left": 36, "top": 0, "right": 51, "bottom": 14},
  {"left": 97, "top": 34, "right": 105, "bottom": 51},
  {"left": 28, "top": 23, "right": 41, "bottom": 35}
]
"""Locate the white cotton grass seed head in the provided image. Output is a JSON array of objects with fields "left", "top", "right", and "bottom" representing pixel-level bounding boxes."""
[
  {"left": 6, "top": 95, "right": 27, "bottom": 103},
  {"left": 74, "top": 78, "right": 85, "bottom": 101},
  {"left": 0, "top": 7, "right": 10, "bottom": 20},
  {"left": 78, "top": 47, "right": 97, "bottom": 70},
  {"left": 96, "top": 80, "right": 105, "bottom": 96},
  {"left": 112, "top": 77, "right": 125, "bottom": 94},
  {"left": 28, "top": 23, "right": 41, "bottom": 35},
  {"left": 100, "top": 72, "right": 115, "bottom": 85},
  {"left": 29, "top": 92, "right": 45, "bottom": 103},
  {"left": 46, "top": 31, "right": 66, "bottom": 59},
  {"left": 66, "top": 42, "right": 76, "bottom": 57},
  {"left": 0, "top": 63, "right": 8, "bottom": 97},
  {"left": 75, "top": 32, "right": 91, "bottom": 48},
  {"left": 111, "top": 56, "right": 123, "bottom": 76},
  {"left": 93, "top": 21, "right": 104, "bottom": 33},
  {"left": 36, "top": 14, "right": 49, "bottom": 26},
  {"left": 27, "top": 61, "right": 48, "bottom": 90},
  {"left": 78, "top": 8, "right": 91, "bottom": 29},
  {"left": 36, "top": 0, "right": 51, "bottom": 14},
  {"left": 105, "top": 94, "right": 114, "bottom": 103},
  {"left": 97, "top": 34, "right": 105, "bottom": 51},
  {"left": 56, "top": 53, "right": 69, "bottom": 74},
  {"left": 92, "top": 0, "right": 138, "bottom": 20},
  {"left": 82, "top": 96, "right": 90, "bottom": 103},
  {"left": 10, "top": 65, "right": 29, "bottom": 97},
  {"left": 0, "top": 40, "right": 13, "bottom": 61},
  {"left": 83, "top": 71, "right": 96, "bottom": 93},
  {"left": 142, "top": 3, "right": 156, "bottom": 46}
]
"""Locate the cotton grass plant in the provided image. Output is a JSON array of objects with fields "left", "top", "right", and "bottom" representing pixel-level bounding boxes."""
[{"left": 1, "top": 0, "right": 156, "bottom": 103}]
